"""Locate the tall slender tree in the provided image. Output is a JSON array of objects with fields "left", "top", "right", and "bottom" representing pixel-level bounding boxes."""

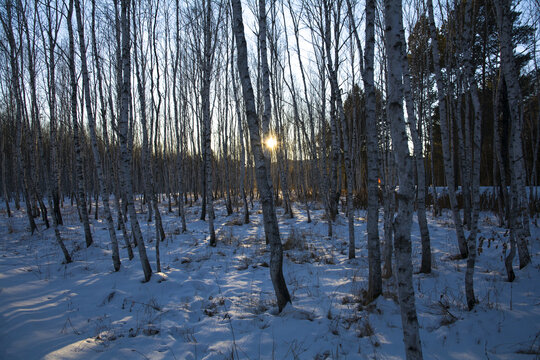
[
  {"left": 67, "top": 0, "right": 94, "bottom": 248},
  {"left": 495, "top": 0, "right": 532, "bottom": 280},
  {"left": 231, "top": 0, "right": 291, "bottom": 312},
  {"left": 118, "top": 0, "right": 152, "bottom": 282},
  {"left": 384, "top": 0, "right": 423, "bottom": 356},
  {"left": 0, "top": 0, "right": 37, "bottom": 234},
  {"left": 348, "top": 0, "right": 383, "bottom": 298},
  {"left": 74, "top": 0, "right": 120, "bottom": 271},
  {"left": 427, "top": 0, "right": 468, "bottom": 258}
]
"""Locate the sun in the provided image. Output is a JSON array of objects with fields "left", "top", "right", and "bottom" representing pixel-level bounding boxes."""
[{"left": 265, "top": 135, "right": 278, "bottom": 151}]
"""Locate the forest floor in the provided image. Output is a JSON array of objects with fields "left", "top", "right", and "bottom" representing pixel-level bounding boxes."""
[{"left": 0, "top": 198, "right": 539, "bottom": 359}]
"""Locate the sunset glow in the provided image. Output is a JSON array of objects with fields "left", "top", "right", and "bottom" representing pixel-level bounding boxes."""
[{"left": 265, "top": 135, "right": 278, "bottom": 151}]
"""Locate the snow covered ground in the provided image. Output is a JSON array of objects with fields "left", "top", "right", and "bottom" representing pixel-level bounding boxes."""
[{"left": 0, "top": 199, "right": 539, "bottom": 359}]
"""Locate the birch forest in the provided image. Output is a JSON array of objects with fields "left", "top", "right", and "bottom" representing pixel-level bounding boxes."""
[{"left": 0, "top": 0, "right": 539, "bottom": 358}]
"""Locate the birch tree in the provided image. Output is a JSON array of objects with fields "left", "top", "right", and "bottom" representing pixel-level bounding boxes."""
[
  {"left": 231, "top": 0, "right": 291, "bottom": 312},
  {"left": 230, "top": 31, "right": 250, "bottom": 224},
  {"left": 67, "top": 0, "right": 93, "bottom": 249},
  {"left": 173, "top": 0, "right": 187, "bottom": 232},
  {"left": 118, "top": 0, "right": 152, "bottom": 282},
  {"left": 74, "top": 0, "right": 121, "bottom": 271},
  {"left": 0, "top": 0, "right": 37, "bottom": 234},
  {"left": 384, "top": 0, "right": 423, "bottom": 356},
  {"left": 460, "top": 0, "right": 482, "bottom": 309},
  {"left": 40, "top": 0, "right": 73, "bottom": 263},
  {"left": 321, "top": 0, "right": 356, "bottom": 259},
  {"left": 131, "top": 0, "right": 166, "bottom": 272},
  {"left": 426, "top": 0, "right": 468, "bottom": 258},
  {"left": 201, "top": 0, "right": 221, "bottom": 246},
  {"left": 346, "top": 0, "right": 383, "bottom": 296},
  {"left": 494, "top": 0, "right": 532, "bottom": 280},
  {"left": 20, "top": 0, "right": 50, "bottom": 229},
  {"left": 289, "top": 0, "right": 321, "bottom": 224}
]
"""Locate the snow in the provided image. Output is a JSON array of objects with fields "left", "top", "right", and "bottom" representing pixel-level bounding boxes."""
[{"left": 0, "top": 199, "right": 539, "bottom": 359}]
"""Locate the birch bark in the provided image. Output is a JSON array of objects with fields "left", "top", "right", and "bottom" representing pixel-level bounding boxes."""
[
  {"left": 461, "top": 0, "right": 482, "bottom": 309},
  {"left": 41, "top": 1, "right": 64, "bottom": 227},
  {"left": 231, "top": 41, "right": 250, "bottom": 224},
  {"left": 365, "top": 0, "right": 383, "bottom": 297},
  {"left": 494, "top": 0, "right": 532, "bottom": 274},
  {"left": 67, "top": 0, "right": 93, "bottom": 248},
  {"left": 400, "top": 31, "right": 431, "bottom": 274},
  {"left": 202, "top": 0, "right": 217, "bottom": 246},
  {"left": 289, "top": 0, "right": 320, "bottom": 213},
  {"left": 119, "top": 0, "right": 152, "bottom": 281},
  {"left": 427, "top": 0, "right": 468, "bottom": 258},
  {"left": 21, "top": 2, "right": 49, "bottom": 228},
  {"left": 322, "top": 1, "right": 355, "bottom": 260},
  {"left": 173, "top": 0, "right": 187, "bottom": 232},
  {"left": 384, "top": 0, "right": 423, "bottom": 356},
  {"left": 74, "top": 0, "right": 121, "bottom": 271},
  {"left": 1, "top": 0, "right": 37, "bottom": 234},
  {"left": 231, "top": 0, "right": 291, "bottom": 312}
]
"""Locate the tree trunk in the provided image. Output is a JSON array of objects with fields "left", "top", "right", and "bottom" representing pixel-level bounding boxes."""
[
  {"left": 382, "top": 151, "right": 395, "bottom": 279},
  {"left": 173, "top": 0, "right": 187, "bottom": 232},
  {"left": 427, "top": 0, "right": 467, "bottom": 258},
  {"left": 289, "top": 0, "right": 320, "bottom": 224},
  {"left": 493, "top": 78, "right": 510, "bottom": 227},
  {"left": 132, "top": 0, "right": 165, "bottom": 269},
  {"left": 21, "top": 2, "right": 49, "bottom": 229},
  {"left": 384, "top": 0, "right": 423, "bottom": 356},
  {"left": 119, "top": 0, "right": 152, "bottom": 282},
  {"left": 231, "top": 0, "right": 291, "bottom": 312},
  {"left": 495, "top": 0, "right": 532, "bottom": 272},
  {"left": 231, "top": 37, "right": 250, "bottom": 225},
  {"left": 67, "top": 0, "right": 92, "bottom": 249},
  {"left": 202, "top": 0, "right": 216, "bottom": 247},
  {"left": 363, "top": 0, "right": 383, "bottom": 298},
  {"left": 1, "top": 135, "right": 11, "bottom": 218},
  {"left": 75, "top": 0, "right": 120, "bottom": 271},
  {"left": 1, "top": 0, "right": 37, "bottom": 234},
  {"left": 399, "top": 31, "right": 431, "bottom": 274},
  {"left": 461, "top": 0, "right": 482, "bottom": 309},
  {"left": 259, "top": 0, "right": 282, "bottom": 218}
]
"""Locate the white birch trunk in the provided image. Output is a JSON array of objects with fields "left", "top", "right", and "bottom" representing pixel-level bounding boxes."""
[
  {"left": 428, "top": 109, "right": 440, "bottom": 217},
  {"left": 400, "top": 31, "right": 431, "bottom": 274},
  {"left": 67, "top": 0, "right": 93, "bottom": 248},
  {"left": 452, "top": 90, "right": 472, "bottom": 230},
  {"left": 202, "top": 0, "right": 216, "bottom": 246},
  {"left": 231, "top": 0, "right": 291, "bottom": 312},
  {"left": 108, "top": 3, "right": 135, "bottom": 259},
  {"left": 384, "top": 0, "right": 423, "bottom": 356},
  {"left": 281, "top": 6, "right": 310, "bottom": 221},
  {"left": 382, "top": 146, "right": 396, "bottom": 278},
  {"left": 22, "top": 5, "right": 50, "bottom": 228},
  {"left": 427, "top": 0, "right": 468, "bottom": 258},
  {"left": 1, "top": 135, "right": 11, "bottom": 218},
  {"left": 289, "top": 1, "right": 321, "bottom": 219},
  {"left": 461, "top": 0, "right": 481, "bottom": 309},
  {"left": 347, "top": 0, "right": 383, "bottom": 288},
  {"left": 36, "top": 0, "right": 73, "bottom": 260},
  {"left": 1, "top": 1, "right": 37, "bottom": 234},
  {"left": 131, "top": 1, "right": 165, "bottom": 271},
  {"left": 231, "top": 46, "right": 250, "bottom": 224},
  {"left": 493, "top": 79, "right": 510, "bottom": 226},
  {"left": 74, "top": 0, "right": 121, "bottom": 271},
  {"left": 259, "top": 0, "right": 291, "bottom": 219},
  {"left": 323, "top": 3, "right": 355, "bottom": 259},
  {"left": 119, "top": 0, "right": 152, "bottom": 281},
  {"left": 364, "top": 0, "right": 383, "bottom": 297},
  {"left": 173, "top": 0, "right": 187, "bottom": 232},
  {"left": 495, "top": 0, "right": 532, "bottom": 274}
]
